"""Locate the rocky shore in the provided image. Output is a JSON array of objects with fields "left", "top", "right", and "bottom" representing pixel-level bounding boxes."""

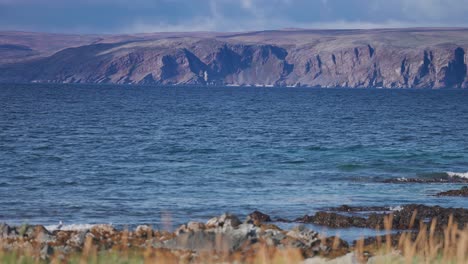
[
  {"left": 297, "top": 204, "right": 468, "bottom": 230},
  {"left": 1, "top": 204, "right": 467, "bottom": 263}
]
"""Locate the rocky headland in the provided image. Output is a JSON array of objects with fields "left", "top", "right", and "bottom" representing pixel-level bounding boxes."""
[{"left": 1, "top": 28, "right": 468, "bottom": 88}]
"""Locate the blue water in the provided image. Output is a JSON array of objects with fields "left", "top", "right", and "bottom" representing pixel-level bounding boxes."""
[{"left": 0, "top": 84, "right": 467, "bottom": 230}]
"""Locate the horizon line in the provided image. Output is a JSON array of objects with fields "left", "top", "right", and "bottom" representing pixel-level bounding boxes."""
[{"left": 2, "top": 26, "right": 468, "bottom": 36}]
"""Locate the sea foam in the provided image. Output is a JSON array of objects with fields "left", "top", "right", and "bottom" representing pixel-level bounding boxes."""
[
  {"left": 45, "top": 223, "right": 100, "bottom": 232},
  {"left": 389, "top": 206, "right": 403, "bottom": 212},
  {"left": 446, "top": 172, "right": 468, "bottom": 179}
]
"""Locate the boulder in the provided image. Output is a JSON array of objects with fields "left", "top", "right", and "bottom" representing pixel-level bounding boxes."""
[
  {"left": 205, "top": 213, "right": 242, "bottom": 231},
  {"left": 166, "top": 217, "right": 259, "bottom": 252},
  {"left": 40, "top": 244, "right": 54, "bottom": 260},
  {"left": 90, "top": 224, "right": 116, "bottom": 238},
  {"left": 187, "top": 222, "right": 205, "bottom": 232},
  {"left": 286, "top": 225, "right": 319, "bottom": 248},
  {"left": 67, "top": 231, "right": 91, "bottom": 248},
  {"left": 135, "top": 225, "right": 153, "bottom": 238},
  {"left": 0, "top": 223, "right": 17, "bottom": 239},
  {"left": 247, "top": 211, "right": 271, "bottom": 224}
]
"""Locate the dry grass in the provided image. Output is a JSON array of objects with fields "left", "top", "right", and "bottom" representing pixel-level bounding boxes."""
[
  {"left": 354, "top": 214, "right": 468, "bottom": 264},
  {"left": 1, "top": 213, "right": 467, "bottom": 264}
]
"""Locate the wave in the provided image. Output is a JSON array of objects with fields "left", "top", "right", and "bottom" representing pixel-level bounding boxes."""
[
  {"left": 389, "top": 206, "right": 404, "bottom": 212},
  {"left": 45, "top": 223, "right": 103, "bottom": 232},
  {"left": 383, "top": 172, "right": 468, "bottom": 183},
  {"left": 446, "top": 171, "right": 468, "bottom": 179}
]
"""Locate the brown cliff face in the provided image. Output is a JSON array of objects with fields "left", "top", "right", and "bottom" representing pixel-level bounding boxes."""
[{"left": 0, "top": 28, "right": 467, "bottom": 88}]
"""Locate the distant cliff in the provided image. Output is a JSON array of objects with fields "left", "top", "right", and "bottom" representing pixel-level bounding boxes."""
[{"left": 1, "top": 28, "right": 467, "bottom": 88}]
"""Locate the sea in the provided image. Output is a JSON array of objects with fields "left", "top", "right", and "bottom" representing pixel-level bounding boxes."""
[{"left": 1, "top": 84, "right": 467, "bottom": 238}]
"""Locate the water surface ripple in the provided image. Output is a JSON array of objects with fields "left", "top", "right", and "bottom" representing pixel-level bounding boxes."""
[{"left": 0, "top": 84, "right": 467, "bottom": 228}]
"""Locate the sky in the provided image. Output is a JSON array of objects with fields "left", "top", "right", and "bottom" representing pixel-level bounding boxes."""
[{"left": 1, "top": 0, "right": 468, "bottom": 34}]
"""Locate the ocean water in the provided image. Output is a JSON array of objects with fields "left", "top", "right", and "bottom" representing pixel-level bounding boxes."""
[{"left": 1, "top": 84, "right": 467, "bottom": 231}]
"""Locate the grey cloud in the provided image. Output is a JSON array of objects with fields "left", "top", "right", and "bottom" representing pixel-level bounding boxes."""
[{"left": 1, "top": 0, "right": 468, "bottom": 33}]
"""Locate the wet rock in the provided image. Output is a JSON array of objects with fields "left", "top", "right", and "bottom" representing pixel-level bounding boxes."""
[
  {"left": 297, "top": 212, "right": 367, "bottom": 228},
  {"left": 436, "top": 186, "right": 468, "bottom": 197},
  {"left": 319, "top": 236, "right": 349, "bottom": 258},
  {"left": 315, "top": 212, "right": 364, "bottom": 228},
  {"left": 247, "top": 210, "right": 271, "bottom": 224},
  {"left": 301, "top": 204, "right": 468, "bottom": 231},
  {"left": 393, "top": 204, "right": 468, "bottom": 230},
  {"left": 274, "top": 217, "right": 292, "bottom": 223},
  {"left": 329, "top": 205, "right": 391, "bottom": 212}
]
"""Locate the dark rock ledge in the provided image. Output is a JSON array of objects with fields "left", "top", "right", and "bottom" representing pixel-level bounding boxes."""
[
  {"left": 295, "top": 204, "right": 468, "bottom": 230},
  {"left": 436, "top": 186, "right": 468, "bottom": 197}
]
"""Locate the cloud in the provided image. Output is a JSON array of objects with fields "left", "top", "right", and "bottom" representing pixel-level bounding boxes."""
[{"left": 1, "top": 0, "right": 468, "bottom": 33}]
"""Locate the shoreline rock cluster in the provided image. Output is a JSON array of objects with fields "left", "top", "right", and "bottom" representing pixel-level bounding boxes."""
[
  {"left": 0, "top": 213, "right": 348, "bottom": 261},
  {"left": 436, "top": 186, "right": 468, "bottom": 197},
  {"left": 296, "top": 204, "right": 468, "bottom": 230},
  {"left": 1, "top": 204, "right": 467, "bottom": 262}
]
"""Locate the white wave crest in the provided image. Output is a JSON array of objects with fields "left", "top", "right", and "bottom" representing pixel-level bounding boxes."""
[
  {"left": 446, "top": 172, "right": 468, "bottom": 179},
  {"left": 389, "top": 206, "right": 403, "bottom": 212},
  {"left": 395, "top": 177, "right": 408, "bottom": 182},
  {"left": 45, "top": 223, "right": 99, "bottom": 232}
]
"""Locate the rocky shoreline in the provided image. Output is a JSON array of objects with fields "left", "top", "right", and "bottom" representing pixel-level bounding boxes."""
[{"left": 1, "top": 204, "right": 467, "bottom": 262}]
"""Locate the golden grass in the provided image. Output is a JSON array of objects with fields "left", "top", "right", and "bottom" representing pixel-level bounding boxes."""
[{"left": 354, "top": 214, "right": 468, "bottom": 264}]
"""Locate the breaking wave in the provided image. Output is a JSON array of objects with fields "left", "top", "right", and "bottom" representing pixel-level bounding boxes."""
[
  {"left": 446, "top": 172, "right": 468, "bottom": 179},
  {"left": 45, "top": 223, "right": 104, "bottom": 232}
]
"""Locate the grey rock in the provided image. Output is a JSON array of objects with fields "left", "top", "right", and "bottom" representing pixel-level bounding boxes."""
[
  {"left": 165, "top": 222, "right": 259, "bottom": 252},
  {"left": 286, "top": 225, "right": 320, "bottom": 247},
  {"left": 135, "top": 225, "right": 152, "bottom": 238},
  {"left": 176, "top": 222, "right": 206, "bottom": 235},
  {"left": 206, "top": 213, "right": 242, "bottom": 231},
  {"left": 187, "top": 221, "right": 205, "bottom": 232},
  {"left": 67, "top": 231, "right": 90, "bottom": 247},
  {"left": 0, "top": 223, "right": 17, "bottom": 239}
]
